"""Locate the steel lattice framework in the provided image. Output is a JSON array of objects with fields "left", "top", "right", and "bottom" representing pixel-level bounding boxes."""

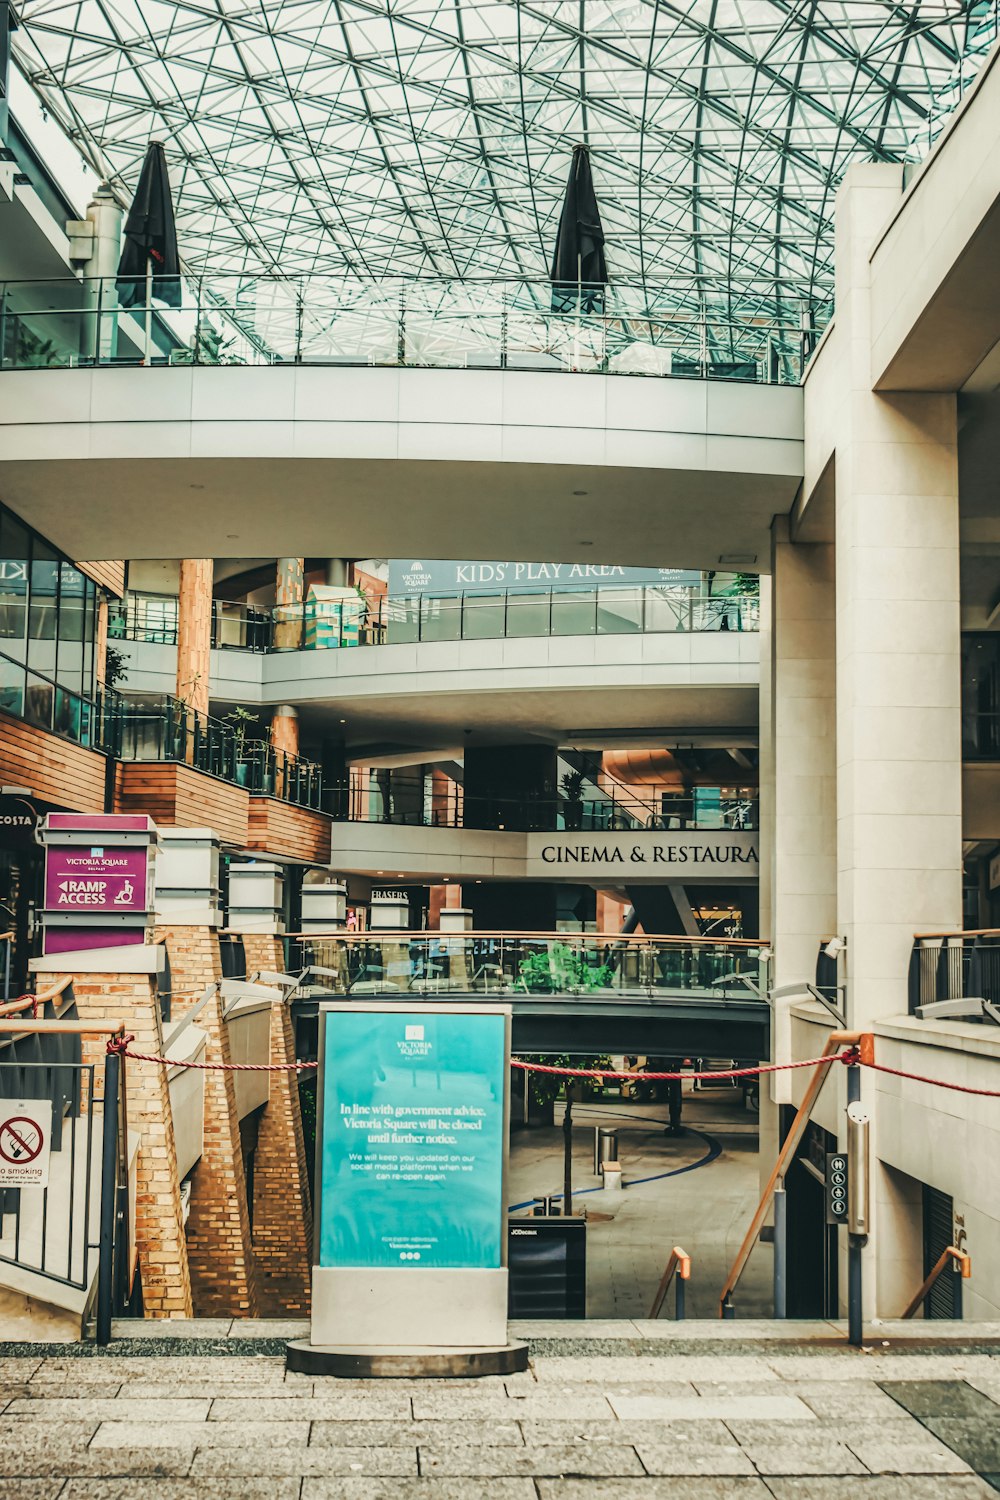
[{"left": 11, "top": 0, "right": 999, "bottom": 327}]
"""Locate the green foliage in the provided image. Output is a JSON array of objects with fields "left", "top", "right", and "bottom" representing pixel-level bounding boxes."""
[
  {"left": 733, "top": 572, "right": 760, "bottom": 596},
  {"left": 221, "top": 705, "right": 261, "bottom": 749},
  {"left": 523, "top": 1053, "right": 613, "bottom": 1106},
  {"left": 104, "top": 645, "right": 130, "bottom": 689},
  {"left": 560, "top": 770, "right": 585, "bottom": 801},
  {"left": 518, "top": 941, "right": 614, "bottom": 994}
]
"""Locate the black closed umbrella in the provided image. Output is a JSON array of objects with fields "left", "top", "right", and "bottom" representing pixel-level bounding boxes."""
[
  {"left": 551, "top": 144, "right": 608, "bottom": 314},
  {"left": 115, "top": 140, "right": 181, "bottom": 326}
]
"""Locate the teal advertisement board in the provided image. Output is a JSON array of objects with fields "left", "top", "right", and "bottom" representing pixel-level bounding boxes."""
[{"left": 319, "top": 1008, "right": 506, "bottom": 1270}]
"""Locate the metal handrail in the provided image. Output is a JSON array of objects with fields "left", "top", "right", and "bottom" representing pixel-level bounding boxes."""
[
  {"left": 900, "top": 1246, "right": 971, "bottom": 1319},
  {"left": 286, "top": 928, "right": 769, "bottom": 946},
  {"left": 718, "top": 1030, "right": 870, "bottom": 1317},
  {"left": 649, "top": 1245, "right": 691, "bottom": 1319}
]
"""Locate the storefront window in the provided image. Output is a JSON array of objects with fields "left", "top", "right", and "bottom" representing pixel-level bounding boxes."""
[
  {"left": 0, "top": 501, "right": 101, "bottom": 741},
  {"left": 0, "top": 656, "right": 24, "bottom": 717},
  {"left": 24, "top": 673, "right": 54, "bottom": 731},
  {"left": 28, "top": 540, "right": 59, "bottom": 681},
  {"left": 0, "top": 514, "right": 30, "bottom": 660}
]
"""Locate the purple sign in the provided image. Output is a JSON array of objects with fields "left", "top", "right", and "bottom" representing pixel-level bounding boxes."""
[
  {"left": 44, "top": 846, "right": 149, "bottom": 915},
  {"left": 40, "top": 815, "right": 156, "bottom": 956},
  {"left": 44, "top": 926, "right": 146, "bottom": 955}
]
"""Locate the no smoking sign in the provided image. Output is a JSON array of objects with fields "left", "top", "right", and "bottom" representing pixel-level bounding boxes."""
[{"left": 0, "top": 1101, "right": 52, "bottom": 1188}]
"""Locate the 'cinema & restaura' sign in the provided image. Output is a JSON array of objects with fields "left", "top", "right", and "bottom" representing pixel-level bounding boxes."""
[{"left": 524, "top": 830, "right": 758, "bottom": 882}]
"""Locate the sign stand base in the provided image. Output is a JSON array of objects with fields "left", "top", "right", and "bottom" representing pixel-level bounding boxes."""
[{"left": 285, "top": 1340, "right": 529, "bottom": 1379}]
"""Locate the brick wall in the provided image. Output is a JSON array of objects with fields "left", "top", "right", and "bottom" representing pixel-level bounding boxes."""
[
  {"left": 71, "top": 972, "right": 193, "bottom": 1318},
  {"left": 159, "top": 925, "right": 259, "bottom": 1318},
  {"left": 242, "top": 933, "right": 313, "bottom": 1313}
]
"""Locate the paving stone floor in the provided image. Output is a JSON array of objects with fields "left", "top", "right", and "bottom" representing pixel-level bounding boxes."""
[{"left": 4, "top": 1324, "right": 1000, "bottom": 1497}]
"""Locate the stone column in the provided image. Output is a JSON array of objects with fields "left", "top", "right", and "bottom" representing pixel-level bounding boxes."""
[
  {"left": 71, "top": 970, "right": 193, "bottom": 1317},
  {"left": 828, "top": 165, "right": 963, "bottom": 1317},
  {"left": 833, "top": 165, "right": 963, "bottom": 1027},
  {"left": 769, "top": 517, "right": 837, "bottom": 1101},
  {"left": 275, "top": 557, "right": 305, "bottom": 649},
  {"left": 176, "top": 559, "right": 213, "bottom": 715}
]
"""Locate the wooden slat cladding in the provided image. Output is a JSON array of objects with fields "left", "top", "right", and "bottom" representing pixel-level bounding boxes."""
[
  {"left": 79, "top": 561, "right": 126, "bottom": 598},
  {"left": 0, "top": 712, "right": 106, "bottom": 812},
  {"left": 115, "top": 762, "right": 249, "bottom": 847},
  {"left": 248, "top": 797, "right": 332, "bottom": 864}
]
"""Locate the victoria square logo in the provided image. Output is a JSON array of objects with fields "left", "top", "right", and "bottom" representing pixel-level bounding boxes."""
[{"left": 398, "top": 1023, "right": 431, "bottom": 1059}]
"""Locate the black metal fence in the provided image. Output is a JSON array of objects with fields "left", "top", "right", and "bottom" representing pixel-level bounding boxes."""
[
  {"left": 98, "top": 689, "right": 324, "bottom": 811},
  {"left": 0, "top": 988, "right": 132, "bottom": 1340},
  {"left": 908, "top": 933, "right": 1000, "bottom": 1017}
]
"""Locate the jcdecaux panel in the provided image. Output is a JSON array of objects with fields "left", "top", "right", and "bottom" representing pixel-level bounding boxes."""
[{"left": 319, "top": 1007, "right": 507, "bottom": 1271}]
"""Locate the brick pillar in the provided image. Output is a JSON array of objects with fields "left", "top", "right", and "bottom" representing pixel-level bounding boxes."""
[
  {"left": 183, "top": 984, "right": 260, "bottom": 1316},
  {"left": 158, "top": 925, "right": 259, "bottom": 1317},
  {"left": 157, "top": 925, "right": 222, "bottom": 1016},
  {"left": 242, "top": 932, "right": 313, "bottom": 1313},
  {"left": 72, "top": 972, "right": 193, "bottom": 1318},
  {"left": 176, "top": 559, "right": 213, "bottom": 715}
]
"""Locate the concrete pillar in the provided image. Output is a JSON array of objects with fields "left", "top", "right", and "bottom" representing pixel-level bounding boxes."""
[
  {"left": 825, "top": 165, "right": 962, "bottom": 1318},
  {"left": 275, "top": 558, "right": 305, "bottom": 649},
  {"left": 769, "top": 517, "right": 837, "bottom": 1101},
  {"left": 176, "top": 559, "right": 213, "bottom": 716},
  {"left": 757, "top": 575, "right": 773, "bottom": 949},
  {"left": 324, "top": 559, "right": 349, "bottom": 587},
  {"left": 832, "top": 165, "right": 963, "bottom": 1027},
  {"left": 75, "top": 184, "right": 124, "bottom": 363},
  {"left": 71, "top": 970, "right": 193, "bottom": 1317}
]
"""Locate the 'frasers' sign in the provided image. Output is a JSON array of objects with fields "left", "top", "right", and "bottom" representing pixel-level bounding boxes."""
[{"left": 44, "top": 848, "right": 149, "bottom": 914}]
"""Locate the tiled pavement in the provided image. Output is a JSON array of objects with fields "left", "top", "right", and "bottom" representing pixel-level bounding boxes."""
[{"left": 3, "top": 1322, "right": 1000, "bottom": 1497}]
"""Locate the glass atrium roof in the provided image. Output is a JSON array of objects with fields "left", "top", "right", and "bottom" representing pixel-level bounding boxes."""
[{"left": 11, "top": 0, "right": 999, "bottom": 329}]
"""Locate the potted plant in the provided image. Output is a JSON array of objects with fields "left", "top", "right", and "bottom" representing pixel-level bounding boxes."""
[
  {"left": 561, "top": 769, "right": 585, "bottom": 830},
  {"left": 221, "top": 706, "right": 261, "bottom": 786}
]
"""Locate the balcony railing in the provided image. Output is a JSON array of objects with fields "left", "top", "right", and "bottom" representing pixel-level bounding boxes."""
[
  {"left": 108, "top": 584, "right": 760, "bottom": 653},
  {"left": 349, "top": 770, "right": 758, "bottom": 833},
  {"left": 97, "top": 690, "right": 324, "bottom": 810},
  {"left": 285, "top": 931, "right": 770, "bottom": 1001},
  {"left": 0, "top": 275, "right": 825, "bottom": 385},
  {"left": 908, "top": 930, "right": 1000, "bottom": 1021}
]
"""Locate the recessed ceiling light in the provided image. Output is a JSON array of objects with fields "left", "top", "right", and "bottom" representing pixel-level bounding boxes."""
[
  {"left": 573, "top": 490, "right": 588, "bottom": 496},
  {"left": 580, "top": 540, "right": 594, "bottom": 546},
  {"left": 718, "top": 553, "right": 756, "bottom": 565},
  {"left": 376, "top": 870, "right": 384, "bottom": 875}
]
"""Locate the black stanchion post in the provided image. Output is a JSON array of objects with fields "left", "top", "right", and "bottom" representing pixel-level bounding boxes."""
[
  {"left": 96, "top": 1049, "right": 121, "bottom": 1347},
  {"left": 773, "top": 1182, "right": 787, "bottom": 1318},
  {"left": 675, "top": 1271, "right": 686, "bottom": 1321},
  {"left": 846, "top": 1063, "right": 869, "bottom": 1348}
]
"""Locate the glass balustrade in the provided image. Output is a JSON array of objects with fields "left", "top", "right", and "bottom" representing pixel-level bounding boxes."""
[
  {"left": 0, "top": 275, "right": 823, "bottom": 385},
  {"left": 109, "top": 584, "right": 760, "bottom": 651},
  {"left": 285, "top": 932, "right": 770, "bottom": 1002}
]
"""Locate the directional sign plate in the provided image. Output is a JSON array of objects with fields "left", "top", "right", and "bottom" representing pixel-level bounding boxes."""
[
  {"left": 825, "top": 1151, "right": 849, "bottom": 1227},
  {"left": 0, "top": 1100, "right": 52, "bottom": 1187}
]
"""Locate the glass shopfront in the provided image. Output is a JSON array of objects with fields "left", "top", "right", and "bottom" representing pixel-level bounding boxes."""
[{"left": 0, "top": 505, "right": 98, "bottom": 745}]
